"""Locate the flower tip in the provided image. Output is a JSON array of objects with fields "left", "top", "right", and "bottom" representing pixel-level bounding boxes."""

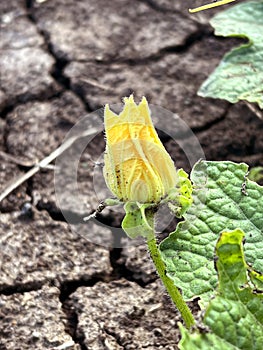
[
  {"left": 104, "top": 103, "right": 118, "bottom": 122},
  {"left": 105, "top": 103, "right": 110, "bottom": 111},
  {"left": 137, "top": 96, "right": 151, "bottom": 123},
  {"left": 140, "top": 96, "right": 148, "bottom": 105},
  {"left": 128, "top": 94, "right": 135, "bottom": 103},
  {"left": 123, "top": 94, "right": 136, "bottom": 105}
]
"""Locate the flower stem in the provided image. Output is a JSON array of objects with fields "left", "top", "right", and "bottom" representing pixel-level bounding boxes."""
[{"left": 147, "top": 235, "right": 195, "bottom": 329}]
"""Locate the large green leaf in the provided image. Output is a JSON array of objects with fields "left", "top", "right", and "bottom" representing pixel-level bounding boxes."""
[
  {"left": 179, "top": 229, "right": 263, "bottom": 350},
  {"left": 160, "top": 161, "right": 263, "bottom": 304},
  {"left": 198, "top": 0, "right": 263, "bottom": 109}
]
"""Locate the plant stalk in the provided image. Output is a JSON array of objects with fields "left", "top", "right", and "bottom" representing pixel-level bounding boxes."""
[{"left": 147, "top": 235, "right": 195, "bottom": 329}]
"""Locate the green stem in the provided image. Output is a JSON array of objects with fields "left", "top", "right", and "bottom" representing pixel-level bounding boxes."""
[{"left": 147, "top": 235, "right": 195, "bottom": 329}]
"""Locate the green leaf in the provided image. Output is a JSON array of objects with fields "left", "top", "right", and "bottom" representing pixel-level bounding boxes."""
[
  {"left": 248, "top": 166, "right": 263, "bottom": 184},
  {"left": 160, "top": 161, "right": 263, "bottom": 304},
  {"left": 179, "top": 229, "right": 263, "bottom": 350},
  {"left": 198, "top": 0, "right": 263, "bottom": 109},
  {"left": 164, "top": 168, "right": 193, "bottom": 218}
]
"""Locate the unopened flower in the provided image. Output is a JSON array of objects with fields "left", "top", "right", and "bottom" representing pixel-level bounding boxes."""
[{"left": 103, "top": 95, "right": 177, "bottom": 203}]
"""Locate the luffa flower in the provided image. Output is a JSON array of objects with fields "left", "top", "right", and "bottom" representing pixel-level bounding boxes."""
[{"left": 103, "top": 95, "right": 177, "bottom": 203}]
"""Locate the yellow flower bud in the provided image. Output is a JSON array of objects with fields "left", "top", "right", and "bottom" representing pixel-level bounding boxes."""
[{"left": 103, "top": 95, "right": 177, "bottom": 203}]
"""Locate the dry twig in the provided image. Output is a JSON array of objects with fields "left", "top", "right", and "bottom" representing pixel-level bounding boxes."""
[{"left": 0, "top": 128, "right": 98, "bottom": 203}]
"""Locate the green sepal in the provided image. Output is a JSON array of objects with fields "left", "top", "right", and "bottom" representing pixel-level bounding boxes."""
[
  {"left": 122, "top": 202, "right": 155, "bottom": 239},
  {"left": 121, "top": 169, "right": 193, "bottom": 239}
]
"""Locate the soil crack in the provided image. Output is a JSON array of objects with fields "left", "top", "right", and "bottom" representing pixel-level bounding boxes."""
[
  {"left": 192, "top": 104, "right": 230, "bottom": 133},
  {"left": 0, "top": 280, "right": 44, "bottom": 295},
  {"left": 110, "top": 246, "right": 157, "bottom": 288},
  {"left": 137, "top": 0, "right": 174, "bottom": 13},
  {"left": 103, "top": 326, "right": 126, "bottom": 349},
  {"left": 59, "top": 276, "right": 111, "bottom": 350},
  {"left": 0, "top": 91, "right": 65, "bottom": 120},
  {"left": 61, "top": 303, "right": 88, "bottom": 350},
  {"left": 60, "top": 283, "right": 90, "bottom": 350},
  {"left": 24, "top": 0, "right": 92, "bottom": 113},
  {"left": 36, "top": 200, "right": 85, "bottom": 224},
  {"left": 36, "top": 202, "right": 157, "bottom": 288},
  {"left": 73, "top": 26, "right": 211, "bottom": 68}
]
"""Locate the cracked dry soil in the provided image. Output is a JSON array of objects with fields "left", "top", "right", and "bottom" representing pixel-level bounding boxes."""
[{"left": 0, "top": 0, "right": 262, "bottom": 349}]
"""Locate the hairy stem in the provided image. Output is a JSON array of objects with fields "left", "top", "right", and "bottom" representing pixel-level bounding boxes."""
[{"left": 147, "top": 236, "right": 195, "bottom": 328}]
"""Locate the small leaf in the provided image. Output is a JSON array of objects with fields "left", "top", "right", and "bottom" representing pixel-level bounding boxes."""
[
  {"left": 160, "top": 161, "right": 263, "bottom": 304},
  {"left": 179, "top": 229, "right": 263, "bottom": 350},
  {"left": 164, "top": 168, "right": 193, "bottom": 218},
  {"left": 199, "top": 0, "right": 263, "bottom": 109}
]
